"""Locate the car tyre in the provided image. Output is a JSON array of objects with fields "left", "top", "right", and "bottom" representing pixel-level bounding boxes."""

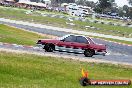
[
  {"left": 44, "top": 44, "right": 54, "bottom": 52},
  {"left": 84, "top": 49, "right": 94, "bottom": 57}
]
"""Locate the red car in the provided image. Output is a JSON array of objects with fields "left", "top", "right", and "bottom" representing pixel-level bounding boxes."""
[{"left": 37, "top": 34, "right": 106, "bottom": 57}]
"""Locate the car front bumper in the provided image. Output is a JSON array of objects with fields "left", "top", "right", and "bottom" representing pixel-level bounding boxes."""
[{"left": 36, "top": 44, "right": 45, "bottom": 48}]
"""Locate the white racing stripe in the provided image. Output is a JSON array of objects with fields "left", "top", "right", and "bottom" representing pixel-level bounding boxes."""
[{"left": 55, "top": 46, "right": 84, "bottom": 53}]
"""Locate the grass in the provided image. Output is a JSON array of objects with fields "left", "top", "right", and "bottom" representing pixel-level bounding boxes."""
[
  {"left": 0, "top": 24, "right": 48, "bottom": 45},
  {"left": 0, "top": 6, "right": 132, "bottom": 45},
  {"left": 0, "top": 6, "right": 68, "bottom": 16},
  {"left": 0, "top": 6, "right": 67, "bottom": 28},
  {"left": 73, "top": 20, "right": 132, "bottom": 37},
  {"left": 95, "top": 17, "right": 131, "bottom": 25},
  {"left": 89, "top": 35, "right": 132, "bottom": 45},
  {"left": 0, "top": 51, "right": 132, "bottom": 88}
]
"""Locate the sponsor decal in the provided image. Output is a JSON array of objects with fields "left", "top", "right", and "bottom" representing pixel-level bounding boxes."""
[{"left": 79, "top": 69, "right": 131, "bottom": 86}]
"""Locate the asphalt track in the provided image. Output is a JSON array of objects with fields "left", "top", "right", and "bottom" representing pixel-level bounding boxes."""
[{"left": 0, "top": 21, "right": 132, "bottom": 65}]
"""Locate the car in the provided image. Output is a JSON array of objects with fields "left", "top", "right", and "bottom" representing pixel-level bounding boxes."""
[{"left": 36, "top": 34, "right": 107, "bottom": 57}]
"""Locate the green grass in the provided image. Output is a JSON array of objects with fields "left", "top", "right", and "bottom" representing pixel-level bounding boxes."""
[
  {"left": 0, "top": 6, "right": 68, "bottom": 16},
  {"left": 0, "top": 24, "right": 48, "bottom": 45},
  {"left": 73, "top": 20, "right": 132, "bottom": 37},
  {"left": 95, "top": 17, "right": 131, "bottom": 25},
  {"left": 0, "top": 51, "right": 132, "bottom": 88},
  {"left": 100, "top": 37, "right": 132, "bottom": 45},
  {"left": 89, "top": 35, "right": 132, "bottom": 45},
  {"left": 0, "top": 6, "right": 67, "bottom": 28}
]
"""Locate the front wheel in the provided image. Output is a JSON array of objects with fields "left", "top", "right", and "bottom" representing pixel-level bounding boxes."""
[{"left": 84, "top": 49, "right": 94, "bottom": 57}]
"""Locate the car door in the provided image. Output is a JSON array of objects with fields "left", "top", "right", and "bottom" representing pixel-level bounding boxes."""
[
  {"left": 57, "top": 35, "right": 76, "bottom": 52},
  {"left": 73, "top": 36, "right": 89, "bottom": 53}
]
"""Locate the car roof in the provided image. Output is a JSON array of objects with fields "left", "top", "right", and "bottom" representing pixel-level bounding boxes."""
[
  {"left": 66, "top": 34, "right": 88, "bottom": 38},
  {"left": 59, "top": 34, "right": 88, "bottom": 40}
]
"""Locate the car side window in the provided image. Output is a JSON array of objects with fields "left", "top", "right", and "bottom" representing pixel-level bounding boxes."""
[
  {"left": 64, "top": 35, "right": 76, "bottom": 42},
  {"left": 76, "top": 36, "right": 88, "bottom": 44}
]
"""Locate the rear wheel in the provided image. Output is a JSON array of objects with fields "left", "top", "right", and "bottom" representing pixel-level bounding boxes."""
[
  {"left": 84, "top": 49, "right": 94, "bottom": 57},
  {"left": 44, "top": 44, "right": 55, "bottom": 52}
]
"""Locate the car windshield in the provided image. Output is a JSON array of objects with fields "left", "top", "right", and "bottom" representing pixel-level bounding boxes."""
[{"left": 57, "top": 34, "right": 72, "bottom": 40}]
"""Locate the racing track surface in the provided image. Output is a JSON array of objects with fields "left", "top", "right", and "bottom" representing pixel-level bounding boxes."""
[
  {"left": 0, "top": 42, "right": 132, "bottom": 66},
  {"left": 0, "top": 21, "right": 132, "bottom": 65}
]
